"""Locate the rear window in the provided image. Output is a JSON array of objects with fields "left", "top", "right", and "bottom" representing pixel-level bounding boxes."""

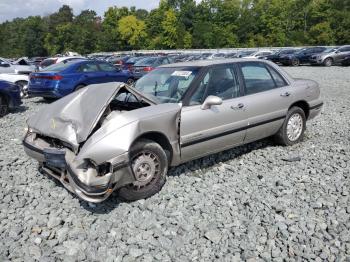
[
  {"left": 41, "top": 62, "right": 71, "bottom": 72},
  {"left": 41, "top": 59, "right": 56, "bottom": 67},
  {"left": 135, "top": 57, "right": 158, "bottom": 66}
]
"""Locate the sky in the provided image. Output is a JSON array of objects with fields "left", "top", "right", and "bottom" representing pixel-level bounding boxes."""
[{"left": 0, "top": 0, "right": 162, "bottom": 22}]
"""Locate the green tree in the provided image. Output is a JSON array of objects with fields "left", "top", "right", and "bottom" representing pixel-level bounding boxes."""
[{"left": 118, "top": 15, "right": 147, "bottom": 49}]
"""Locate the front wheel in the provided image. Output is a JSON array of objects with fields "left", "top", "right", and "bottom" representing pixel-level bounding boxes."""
[
  {"left": 274, "top": 107, "right": 306, "bottom": 146},
  {"left": 15, "top": 81, "right": 29, "bottom": 98},
  {"left": 291, "top": 58, "right": 300, "bottom": 66},
  {"left": 323, "top": 58, "right": 333, "bottom": 67},
  {"left": 118, "top": 139, "right": 168, "bottom": 201}
]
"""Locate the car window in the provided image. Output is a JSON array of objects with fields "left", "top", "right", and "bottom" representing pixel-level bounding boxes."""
[
  {"left": 241, "top": 63, "right": 276, "bottom": 95},
  {"left": 190, "top": 65, "right": 239, "bottom": 105},
  {"left": 99, "top": 63, "right": 117, "bottom": 72},
  {"left": 77, "top": 63, "right": 99, "bottom": 72},
  {"left": 267, "top": 66, "right": 288, "bottom": 87},
  {"left": 339, "top": 46, "right": 350, "bottom": 52}
]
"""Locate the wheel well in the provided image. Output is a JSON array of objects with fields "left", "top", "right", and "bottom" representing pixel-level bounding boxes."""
[
  {"left": 133, "top": 132, "right": 173, "bottom": 163},
  {"left": 289, "top": 101, "right": 309, "bottom": 119},
  {"left": 75, "top": 83, "right": 86, "bottom": 91}
]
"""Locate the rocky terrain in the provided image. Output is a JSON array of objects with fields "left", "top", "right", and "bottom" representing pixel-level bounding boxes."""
[{"left": 0, "top": 66, "right": 349, "bottom": 261}]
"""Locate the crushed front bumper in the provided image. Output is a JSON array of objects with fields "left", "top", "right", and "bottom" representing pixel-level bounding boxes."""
[{"left": 23, "top": 133, "right": 134, "bottom": 203}]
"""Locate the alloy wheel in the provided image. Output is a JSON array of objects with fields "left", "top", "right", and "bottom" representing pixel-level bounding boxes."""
[{"left": 286, "top": 113, "right": 303, "bottom": 141}]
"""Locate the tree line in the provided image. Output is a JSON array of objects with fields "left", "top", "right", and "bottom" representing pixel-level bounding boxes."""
[{"left": 0, "top": 0, "right": 349, "bottom": 58}]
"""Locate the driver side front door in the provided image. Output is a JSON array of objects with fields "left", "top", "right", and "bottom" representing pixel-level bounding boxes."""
[{"left": 180, "top": 65, "right": 248, "bottom": 163}]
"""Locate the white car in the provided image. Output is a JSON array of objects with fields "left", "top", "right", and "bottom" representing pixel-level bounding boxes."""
[
  {"left": 244, "top": 50, "right": 274, "bottom": 59},
  {"left": 0, "top": 57, "right": 34, "bottom": 74},
  {"left": 39, "top": 56, "right": 86, "bottom": 70},
  {"left": 0, "top": 73, "right": 29, "bottom": 98}
]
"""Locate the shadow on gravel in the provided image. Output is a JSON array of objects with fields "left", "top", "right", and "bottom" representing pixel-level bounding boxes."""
[
  {"left": 10, "top": 105, "right": 28, "bottom": 114},
  {"left": 168, "top": 138, "right": 275, "bottom": 177}
]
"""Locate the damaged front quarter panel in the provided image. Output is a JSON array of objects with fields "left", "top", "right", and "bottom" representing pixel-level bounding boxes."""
[{"left": 76, "top": 102, "right": 182, "bottom": 167}]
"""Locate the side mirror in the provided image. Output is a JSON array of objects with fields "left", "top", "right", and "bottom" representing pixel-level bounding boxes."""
[
  {"left": 335, "top": 50, "right": 340, "bottom": 54},
  {"left": 200, "top": 95, "right": 222, "bottom": 110}
]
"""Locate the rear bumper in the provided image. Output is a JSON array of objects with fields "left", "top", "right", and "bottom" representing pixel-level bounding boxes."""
[
  {"left": 308, "top": 102, "right": 323, "bottom": 120},
  {"left": 27, "top": 89, "right": 63, "bottom": 98},
  {"left": 23, "top": 133, "right": 133, "bottom": 203}
]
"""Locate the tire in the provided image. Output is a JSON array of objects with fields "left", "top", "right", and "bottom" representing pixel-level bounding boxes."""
[
  {"left": 15, "top": 80, "right": 28, "bottom": 98},
  {"left": 75, "top": 84, "right": 86, "bottom": 91},
  {"left": 323, "top": 58, "right": 333, "bottom": 67},
  {"left": 126, "top": 78, "right": 135, "bottom": 86},
  {"left": 274, "top": 106, "right": 306, "bottom": 146},
  {"left": 0, "top": 95, "right": 9, "bottom": 117},
  {"left": 291, "top": 58, "right": 300, "bottom": 66},
  {"left": 118, "top": 139, "right": 168, "bottom": 201},
  {"left": 43, "top": 97, "right": 56, "bottom": 102}
]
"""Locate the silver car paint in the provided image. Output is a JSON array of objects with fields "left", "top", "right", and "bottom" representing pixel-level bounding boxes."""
[{"left": 23, "top": 59, "right": 322, "bottom": 202}]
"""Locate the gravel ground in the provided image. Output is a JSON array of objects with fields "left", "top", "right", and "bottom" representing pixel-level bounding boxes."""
[{"left": 0, "top": 66, "right": 349, "bottom": 261}]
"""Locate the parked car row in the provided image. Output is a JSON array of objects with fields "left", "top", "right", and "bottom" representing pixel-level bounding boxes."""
[{"left": 0, "top": 44, "right": 348, "bottom": 118}]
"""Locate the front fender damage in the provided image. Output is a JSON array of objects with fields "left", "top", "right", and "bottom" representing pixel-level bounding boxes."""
[{"left": 63, "top": 103, "right": 181, "bottom": 202}]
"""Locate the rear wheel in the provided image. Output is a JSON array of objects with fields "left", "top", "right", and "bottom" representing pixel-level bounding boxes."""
[
  {"left": 0, "top": 95, "right": 9, "bottom": 117},
  {"left": 118, "top": 139, "right": 168, "bottom": 201},
  {"left": 323, "top": 58, "right": 333, "bottom": 67},
  {"left": 126, "top": 78, "right": 135, "bottom": 86},
  {"left": 274, "top": 106, "right": 306, "bottom": 146},
  {"left": 15, "top": 80, "right": 29, "bottom": 98}
]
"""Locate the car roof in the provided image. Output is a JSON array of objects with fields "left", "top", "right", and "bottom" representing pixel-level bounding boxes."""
[{"left": 159, "top": 58, "right": 268, "bottom": 68}]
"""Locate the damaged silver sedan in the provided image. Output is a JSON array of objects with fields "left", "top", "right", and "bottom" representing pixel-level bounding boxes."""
[{"left": 23, "top": 59, "right": 323, "bottom": 203}]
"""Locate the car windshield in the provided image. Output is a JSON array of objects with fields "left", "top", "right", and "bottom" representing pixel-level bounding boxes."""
[
  {"left": 41, "top": 62, "right": 72, "bottom": 72},
  {"left": 324, "top": 48, "right": 337, "bottom": 53},
  {"left": 134, "top": 67, "right": 199, "bottom": 103}
]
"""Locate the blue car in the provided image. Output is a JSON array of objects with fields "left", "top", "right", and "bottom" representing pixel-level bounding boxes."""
[
  {"left": 28, "top": 60, "right": 135, "bottom": 99},
  {"left": 0, "top": 80, "right": 22, "bottom": 117}
]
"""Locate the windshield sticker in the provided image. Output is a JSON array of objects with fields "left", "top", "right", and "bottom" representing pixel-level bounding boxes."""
[{"left": 171, "top": 71, "right": 192, "bottom": 78}]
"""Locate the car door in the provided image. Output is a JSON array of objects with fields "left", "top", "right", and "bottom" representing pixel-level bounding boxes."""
[
  {"left": 98, "top": 62, "right": 127, "bottom": 82},
  {"left": 180, "top": 64, "right": 248, "bottom": 162},
  {"left": 334, "top": 46, "right": 350, "bottom": 63},
  {"left": 237, "top": 61, "right": 293, "bottom": 143},
  {"left": 77, "top": 62, "right": 101, "bottom": 85}
]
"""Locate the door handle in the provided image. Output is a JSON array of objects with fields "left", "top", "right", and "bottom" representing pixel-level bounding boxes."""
[
  {"left": 231, "top": 103, "right": 244, "bottom": 110},
  {"left": 280, "top": 92, "right": 291, "bottom": 97}
]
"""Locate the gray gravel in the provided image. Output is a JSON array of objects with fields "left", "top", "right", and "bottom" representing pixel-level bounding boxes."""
[{"left": 1, "top": 66, "right": 349, "bottom": 261}]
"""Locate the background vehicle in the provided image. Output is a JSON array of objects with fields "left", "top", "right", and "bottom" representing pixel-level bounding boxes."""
[
  {"left": 0, "top": 57, "right": 34, "bottom": 74},
  {"left": 237, "top": 50, "right": 256, "bottom": 58},
  {"left": 341, "top": 55, "right": 350, "bottom": 66},
  {"left": 39, "top": 56, "right": 86, "bottom": 69},
  {"left": 244, "top": 50, "right": 273, "bottom": 59},
  {"left": 310, "top": 45, "right": 350, "bottom": 66},
  {"left": 0, "top": 73, "right": 29, "bottom": 98},
  {"left": 23, "top": 59, "right": 322, "bottom": 202},
  {"left": 262, "top": 49, "right": 298, "bottom": 63},
  {"left": 280, "top": 46, "right": 327, "bottom": 66},
  {"left": 132, "top": 56, "right": 172, "bottom": 79},
  {"left": 28, "top": 60, "right": 135, "bottom": 99},
  {"left": 0, "top": 80, "right": 22, "bottom": 117}
]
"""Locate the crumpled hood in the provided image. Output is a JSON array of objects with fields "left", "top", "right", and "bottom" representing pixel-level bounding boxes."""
[{"left": 27, "top": 82, "right": 126, "bottom": 150}]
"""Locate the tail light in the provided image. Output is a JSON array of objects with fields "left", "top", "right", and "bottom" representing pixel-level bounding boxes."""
[
  {"left": 30, "top": 75, "right": 63, "bottom": 80},
  {"left": 143, "top": 67, "right": 154, "bottom": 72}
]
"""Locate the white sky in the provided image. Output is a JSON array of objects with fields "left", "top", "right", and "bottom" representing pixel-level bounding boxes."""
[{"left": 0, "top": 0, "right": 162, "bottom": 22}]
